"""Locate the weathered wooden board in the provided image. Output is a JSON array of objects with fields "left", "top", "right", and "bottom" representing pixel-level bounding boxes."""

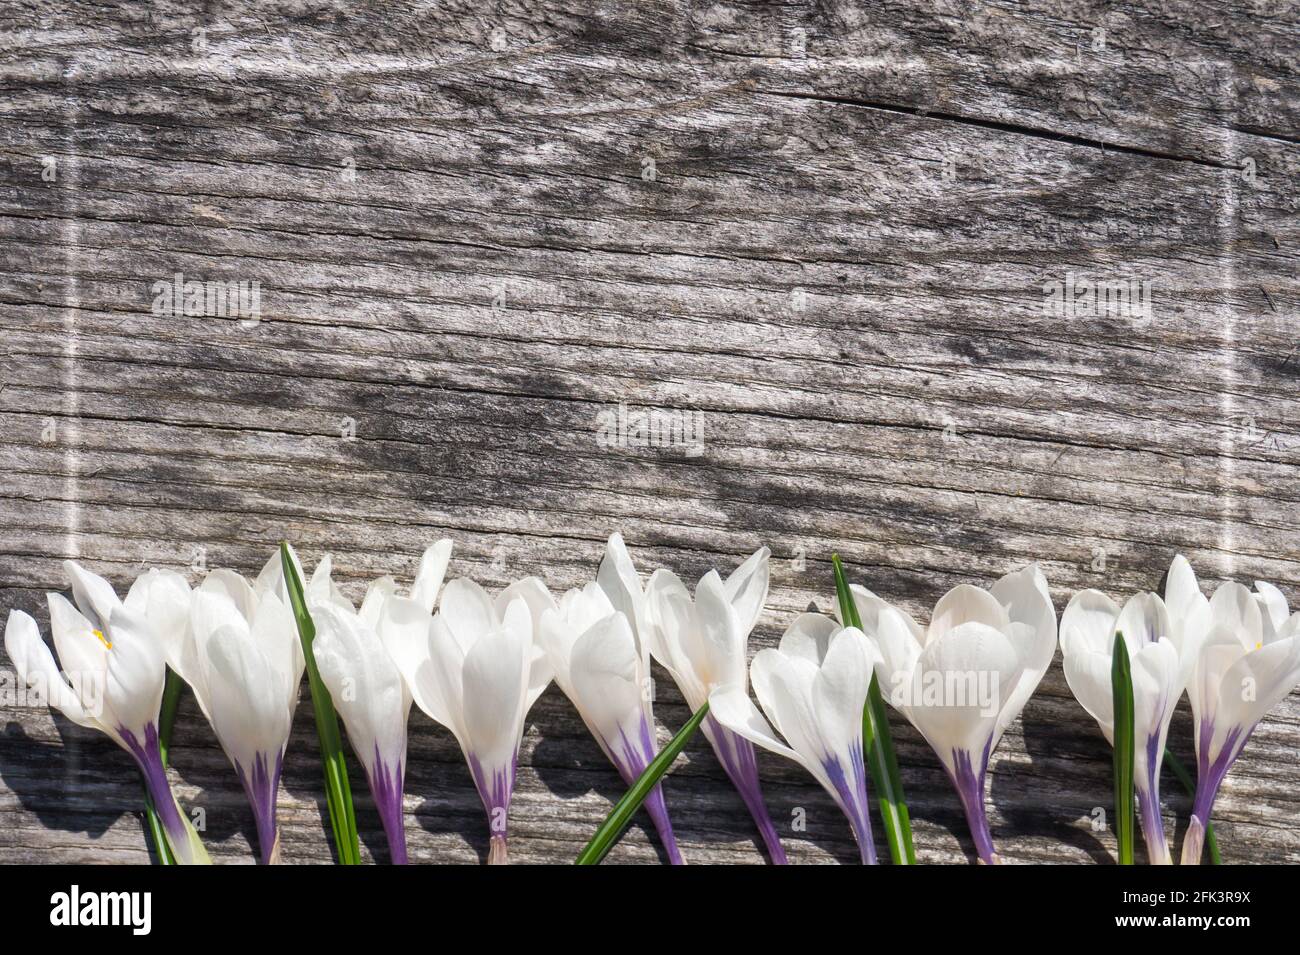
[{"left": 0, "top": 0, "right": 1296, "bottom": 864}]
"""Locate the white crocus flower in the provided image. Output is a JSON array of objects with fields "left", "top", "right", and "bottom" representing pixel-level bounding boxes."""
[
  {"left": 169, "top": 560, "right": 305, "bottom": 864},
  {"left": 1060, "top": 589, "right": 1194, "bottom": 864},
  {"left": 311, "top": 540, "right": 452, "bottom": 865},
  {"left": 381, "top": 574, "right": 554, "bottom": 864},
  {"left": 537, "top": 534, "right": 682, "bottom": 863},
  {"left": 856, "top": 565, "right": 1057, "bottom": 864},
  {"left": 643, "top": 547, "right": 788, "bottom": 863},
  {"left": 710, "top": 614, "right": 882, "bottom": 863},
  {"left": 4, "top": 561, "right": 208, "bottom": 864},
  {"left": 1167, "top": 555, "right": 1300, "bottom": 864}
]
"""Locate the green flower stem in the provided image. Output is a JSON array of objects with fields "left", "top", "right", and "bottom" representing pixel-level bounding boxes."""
[
  {"left": 282, "top": 542, "right": 361, "bottom": 865},
  {"left": 576, "top": 702, "right": 709, "bottom": 865},
  {"left": 1112, "top": 631, "right": 1135, "bottom": 865},
  {"left": 1163, "top": 748, "right": 1221, "bottom": 865},
  {"left": 143, "top": 789, "right": 175, "bottom": 865},
  {"left": 832, "top": 555, "right": 915, "bottom": 865}
]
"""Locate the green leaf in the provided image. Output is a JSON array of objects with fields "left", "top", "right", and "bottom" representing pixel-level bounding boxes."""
[
  {"left": 1112, "top": 630, "right": 1135, "bottom": 865},
  {"left": 576, "top": 702, "right": 710, "bottom": 865},
  {"left": 143, "top": 668, "right": 185, "bottom": 865},
  {"left": 832, "top": 555, "right": 915, "bottom": 865},
  {"left": 1163, "top": 748, "right": 1221, "bottom": 865},
  {"left": 142, "top": 788, "right": 175, "bottom": 865},
  {"left": 157, "top": 667, "right": 184, "bottom": 767},
  {"left": 281, "top": 542, "right": 362, "bottom": 865}
]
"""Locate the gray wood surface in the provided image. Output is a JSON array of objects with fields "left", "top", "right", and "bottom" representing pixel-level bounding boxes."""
[{"left": 0, "top": 0, "right": 1296, "bottom": 864}]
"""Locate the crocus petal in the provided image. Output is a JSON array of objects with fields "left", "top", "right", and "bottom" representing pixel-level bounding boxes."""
[
  {"left": 597, "top": 532, "right": 646, "bottom": 640},
  {"left": 125, "top": 569, "right": 192, "bottom": 674},
  {"left": 708, "top": 684, "right": 802, "bottom": 766},
  {"left": 102, "top": 604, "right": 165, "bottom": 738},
  {"left": 460, "top": 616, "right": 530, "bottom": 853},
  {"left": 1253, "top": 581, "right": 1289, "bottom": 641},
  {"left": 198, "top": 622, "right": 293, "bottom": 767},
  {"left": 378, "top": 595, "right": 454, "bottom": 732},
  {"left": 1061, "top": 593, "right": 1181, "bottom": 769},
  {"left": 313, "top": 602, "right": 411, "bottom": 778},
  {"left": 419, "top": 615, "right": 472, "bottom": 744},
  {"left": 811, "top": 629, "right": 879, "bottom": 757},
  {"left": 871, "top": 605, "right": 924, "bottom": 698},
  {"left": 4, "top": 609, "right": 97, "bottom": 728},
  {"left": 568, "top": 612, "right": 643, "bottom": 759},
  {"left": 712, "top": 625, "right": 880, "bottom": 864},
  {"left": 723, "top": 546, "right": 770, "bottom": 637},
  {"left": 1214, "top": 635, "right": 1300, "bottom": 746},
  {"left": 991, "top": 563, "right": 1055, "bottom": 645},
  {"left": 47, "top": 592, "right": 107, "bottom": 693},
  {"left": 908, "top": 622, "right": 1022, "bottom": 767},
  {"left": 195, "top": 617, "right": 291, "bottom": 864},
  {"left": 778, "top": 612, "right": 839, "bottom": 665},
  {"left": 1064, "top": 648, "right": 1117, "bottom": 740},
  {"left": 688, "top": 571, "right": 747, "bottom": 691},
  {"left": 1179, "top": 571, "right": 1300, "bottom": 864},
  {"left": 1130, "top": 638, "right": 1181, "bottom": 768},
  {"left": 495, "top": 576, "right": 557, "bottom": 632},
  {"left": 986, "top": 567, "right": 1058, "bottom": 751},
  {"left": 643, "top": 550, "right": 784, "bottom": 863},
  {"left": 359, "top": 576, "right": 398, "bottom": 631},
  {"left": 751, "top": 649, "right": 823, "bottom": 762},
  {"left": 462, "top": 614, "right": 529, "bottom": 770},
  {"left": 929, "top": 584, "right": 1011, "bottom": 646},
  {"left": 313, "top": 600, "right": 411, "bottom": 863},
  {"left": 253, "top": 590, "right": 304, "bottom": 706},
  {"left": 1060, "top": 589, "right": 1121, "bottom": 658},
  {"left": 439, "top": 578, "right": 497, "bottom": 653},
  {"left": 253, "top": 543, "right": 304, "bottom": 602},
  {"left": 1114, "top": 592, "right": 1171, "bottom": 648},
  {"left": 409, "top": 539, "right": 453, "bottom": 614},
  {"left": 1164, "top": 554, "right": 1204, "bottom": 626},
  {"left": 1209, "top": 582, "right": 1264, "bottom": 653},
  {"left": 1188, "top": 627, "right": 1250, "bottom": 733},
  {"left": 847, "top": 587, "right": 920, "bottom": 639},
  {"left": 63, "top": 560, "right": 121, "bottom": 632},
  {"left": 642, "top": 569, "right": 694, "bottom": 691},
  {"left": 200, "top": 568, "right": 260, "bottom": 624}
]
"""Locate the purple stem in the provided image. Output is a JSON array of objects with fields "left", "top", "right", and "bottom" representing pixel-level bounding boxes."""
[
  {"left": 120, "top": 722, "right": 198, "bottom": 865},
  {"left": 469, "top": 752, "right": 517, "bottom": 865},
  {"left": 1181, "top": 722, "right": 1246, "bottom": 865},
  {"left": 368, "top": 747, "right": 408, "bottom": 865},
  {"left": 1138, "top": 734, "right": 1170, "bottom": 864},
  {"left": 949, "top": 743, "right": 999, "bottom": 865},
  {"left": 705, "top": 715, "right": 787, "bottom": 864},
  {"left": 613, "top": 720, "right": 685, "bottom": 864},
  {"left": 823, "top": 748, "right": 877, "bottom": 865},
  {"left": 235, "top": 750, "right": 284, "bottom": 865}
]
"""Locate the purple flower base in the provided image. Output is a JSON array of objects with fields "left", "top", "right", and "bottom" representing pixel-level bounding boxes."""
[
  {"left": 469, "top": 752, "right": 517, "bottom": 865},
  {"left": 1138, "top": 732, "right": 1171, "bottom": 865},
  {"left": 705, "top": 715, "right": 787, "bottom": 864},
  {"left": 948, "top": 742, "right": 999, "bottom": 865},
  {"left": 612, "top": 718, "right": 684, "bottom": 865},
  {"left": 368, "top": 746, "right": 408, "bottom": 865},
  {"left": 822, "top": 748, "right": 876, "bottom": 865},
  {"left": 235, "top": 749, "right": 284, "bottom": 865},
  {"left": 1181, "top": 722, "right": 1249, "bottom": 865},
  {"left": 119, "top": 722, "right": 199, "bottom": 865}
]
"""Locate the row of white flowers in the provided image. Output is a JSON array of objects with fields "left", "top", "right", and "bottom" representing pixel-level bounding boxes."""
[{"left": 6, "top": 539, "right": 1299, "bottom": 865}]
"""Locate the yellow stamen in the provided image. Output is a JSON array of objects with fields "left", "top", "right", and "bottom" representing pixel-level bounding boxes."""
[{"left": 93, "top": 628, "right": 112, "bottom": 649}]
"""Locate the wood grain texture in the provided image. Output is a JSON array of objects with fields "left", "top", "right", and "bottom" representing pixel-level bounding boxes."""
[{"left": 0, "top": 0, "right": 1297, "bottom": 864}]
